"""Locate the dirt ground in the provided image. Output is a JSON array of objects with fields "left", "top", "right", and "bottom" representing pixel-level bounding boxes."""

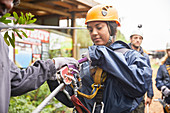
[{"left": 144, "top": 65, "right": 164, "bottom": 113}]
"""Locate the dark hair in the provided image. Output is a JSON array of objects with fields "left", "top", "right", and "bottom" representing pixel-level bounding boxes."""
[
  {"left": 106, "top": 21, "right": 118, "bottom": 37},
  {"left": 13, "top": 0, "right": 20, "bottom": 6}
]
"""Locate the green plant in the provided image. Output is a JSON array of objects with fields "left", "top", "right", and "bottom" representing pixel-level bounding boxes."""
[
  {"left": 8, "top": 82, "right": 68, "bottom": 113},
  {"left": 0, "top": 12, "right": 37, "bottom": 47}
]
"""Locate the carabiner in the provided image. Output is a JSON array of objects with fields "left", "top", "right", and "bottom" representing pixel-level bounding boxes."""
[{"left": 92, "top": 102, "right": 104, "bottom": 113}]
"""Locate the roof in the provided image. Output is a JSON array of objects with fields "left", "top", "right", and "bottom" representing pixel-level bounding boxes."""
[{"left": 11, "top": 0, "right": 99, "bottom": 19}]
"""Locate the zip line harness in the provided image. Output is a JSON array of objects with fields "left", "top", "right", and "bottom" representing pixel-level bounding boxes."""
[
  {"left": 76, "top": 67, "right": 107, "bottom": 113},
  {"left": 75, "top": 48, "right": 130, "bottom": 113}
]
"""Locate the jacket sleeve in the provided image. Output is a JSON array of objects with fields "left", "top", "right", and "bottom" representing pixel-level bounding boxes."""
[
  {"left": 10, "top": 59, "right": 57, "bottom": 96},
  {"left": 47, "top": 80, "right": 74, "bottom": 107},
  {"left": 144, "top": 53, "right": 154, "bottom": 98},
  {"left": 147, "top": 80, "right": 154, "bottom": 98},
  {"left": 155, "top": 65, "right": 165, "bottom": 91},
  {"left": 88, "top": 45, "right": 152, "bottom": 98}
]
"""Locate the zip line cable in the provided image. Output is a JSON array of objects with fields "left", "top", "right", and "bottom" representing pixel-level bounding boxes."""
[{"left": 0, "top": 24, "right": 87, "bottom": 30}]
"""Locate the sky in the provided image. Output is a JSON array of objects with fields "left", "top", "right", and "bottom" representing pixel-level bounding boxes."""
[{"left": 93, "top": 0, "right": 170, "bottom": 50}]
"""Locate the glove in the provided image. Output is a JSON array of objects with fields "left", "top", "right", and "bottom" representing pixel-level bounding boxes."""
[
  {"left": 53, "top": 57, "right": 79, "bottom": 70},
  {"left": 161, "top": 86, "right": 170, "bottom": 97},
  {"left": 81, "top": 51, "right": 91, "bottom": 62}
]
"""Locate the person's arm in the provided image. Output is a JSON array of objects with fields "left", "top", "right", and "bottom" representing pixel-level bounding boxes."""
[
  {"left": 47, "top": 80, "right": 74, "bottom": 107},
  {"left": 10, "top": 59, "right": 56, "bottom": 96},
  {"left": 145, "top": 80, "right": 154, "bottom": 105},
  {"left": 155, "top": 65, "right": 165, "bottom": 91},
  {"left": 147, "top": 80, "right": 154, "bottom": 98},
  {"left": 88, "top": 45, "right": 152, "bottom": 98}
]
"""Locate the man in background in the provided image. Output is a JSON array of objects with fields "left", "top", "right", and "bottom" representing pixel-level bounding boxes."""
[{"left": 129, "top": 25, "right": 154, "bottom": 113}]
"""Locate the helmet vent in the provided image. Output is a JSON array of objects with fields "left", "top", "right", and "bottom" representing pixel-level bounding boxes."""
[{"left": 102, "top": 7, "right": 107, "bottom": 16}]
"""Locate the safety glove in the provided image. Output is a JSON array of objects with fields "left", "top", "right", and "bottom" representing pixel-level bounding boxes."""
[{"left": 161, "top": 86, "right": 170, "bottom": 97}]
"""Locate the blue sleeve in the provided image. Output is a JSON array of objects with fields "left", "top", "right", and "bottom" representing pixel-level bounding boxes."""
[
  {"left": 147, "top": 80, "right": 154, "bottom": 98},
  {"left": 143, "top": 53, "right": 154, "bottom": 98},
  {"left": 155, "top": 65, "right": 165, "bottom": 91},
  {"left": 88, "top": 45, "right": 152, "bottom": 98}
]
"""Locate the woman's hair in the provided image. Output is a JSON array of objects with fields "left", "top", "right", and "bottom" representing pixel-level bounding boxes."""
[{"left": 106, "top": 21, "right": 118, "bottom": 37}]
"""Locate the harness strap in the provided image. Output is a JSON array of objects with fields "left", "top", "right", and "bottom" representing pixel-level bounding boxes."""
[
  {"left": 71, "top": 95, "right": 90, "bottom": 113},
  {"left": 77, "top": 84, "right": 102, "bottom": 99},
  {"left": 166, "top": 65, "right": 170, "bottom": 76},
  {"left": 94, "top": 67, "right": 103, "bottom": 84}
]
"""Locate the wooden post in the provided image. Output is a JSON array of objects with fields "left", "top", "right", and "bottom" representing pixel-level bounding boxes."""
[{"left": 71, "top": 12, "right": 77, "bottom": 59}]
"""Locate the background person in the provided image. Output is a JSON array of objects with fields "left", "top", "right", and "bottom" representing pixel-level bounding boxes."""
[
  {"left": 156, "top": 42, "right": 170, "bottom": 113},
  {"left": 129, "top": 25, "right": 154, "bottom": 113},
  {"left": 0, "top": 0, "right": 79, "bottom": 112},
  {"left": 48, "top": 5, "right": 152, "bottom": 113}
]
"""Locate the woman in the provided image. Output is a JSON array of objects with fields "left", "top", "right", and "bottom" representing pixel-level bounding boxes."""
[
  {"left": 156, "top": 42, "right": 170, "bottom": 113},
  {"left": 48, "top": 5, "right": 152, "bottom": 113}
]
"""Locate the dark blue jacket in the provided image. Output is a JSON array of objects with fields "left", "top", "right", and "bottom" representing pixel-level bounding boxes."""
[
  {"left": 129, "top": 43, "right": 154, "bottom": 99},
  {"left": 48, "top": 41, "right": 152, "bottom": 113},
  {"left": 156, "top": 58, "right": 170, "bottom": 104}
]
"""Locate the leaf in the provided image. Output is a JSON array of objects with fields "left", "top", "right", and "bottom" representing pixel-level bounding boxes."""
[
  {"left": 13, "top": 12, "right": 18, "bottom": 20},
  {"left": 27, "top": 19, "right": 36, "bottom": 24},
  {"left": 4, "top": 32, "right": 10, "bottom": 46},
  {"left": 12, "top": 29, "right": 18, "bottom": 32},
  {"left": 21, "top": 30, "right": 28, "bottom": 38},
  {"left": 8, "top": 35, "right": 15, "bottom": 48},
  {"left": 12, "top": 32, "right": 15, "bottom": 42},
  {"left": 0, "top": 17, "right": 5, "bottom": 22},
  {"left": 15, "top": 31, "right": 22, "bottom": 39},
  {"left": 18, "top": 16, "right": 24, "bottom": 24},
  {"left": 32, "top": 18, "right": 37, "bottom": 23},
  {"left": 25, "top": 28, "right": 34, "bottom": 31},
  {"left": 21, "top": 12, "right": 24, "bottom": 18},
  {"left": 3, "top": 13, "right": 11, "bottom": 18},
  {"left": 26, "top": 13, "right": 29, "bottom": 21},
  {"left": 28, "top": 12, "right": 34, "bottom": 19},
  {"left": 23, "top": 16, "right": 26, "bottom": 24},
  {"left": 2, "top": 19, "right": 11, "bottom": 24}
]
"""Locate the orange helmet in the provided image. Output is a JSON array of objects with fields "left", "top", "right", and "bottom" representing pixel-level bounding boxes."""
[{"left": 85, "top": 5, "right": 120, "bottom": 26}]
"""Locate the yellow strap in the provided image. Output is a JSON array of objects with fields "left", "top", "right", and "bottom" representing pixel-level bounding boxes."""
[
  {"left": 77, "top": 83, "right": 102, "bottom": 99},
  {"left": 94, "top": 67, "right": 103, "bottom": 84},
  {"left": 166, "top": 65, "right": 170, "bottom": 76}
]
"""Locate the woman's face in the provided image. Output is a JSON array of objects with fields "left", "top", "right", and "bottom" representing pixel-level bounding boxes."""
[{"left": 87, "top": 21, "right": 110, "bottom": 45}]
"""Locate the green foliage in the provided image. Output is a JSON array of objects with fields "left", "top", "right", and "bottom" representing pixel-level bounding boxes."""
[
  {"left": 77, "top": 28, "right": 128, "bottom": 48},
  {"left": 9, "top": 82, "right": 68, "bottom": 113},
  {"left": 49, "top": 49, "right": 72, "bottom": 58},
  {"left": 116, "top": 30, "right": 129, "bottom": 43},
  {"left": 77, "top": 28, "right": 93, "bottom": 48},
  {"left": 0, "top": 12, "right": 37, "bottom": 48}
]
